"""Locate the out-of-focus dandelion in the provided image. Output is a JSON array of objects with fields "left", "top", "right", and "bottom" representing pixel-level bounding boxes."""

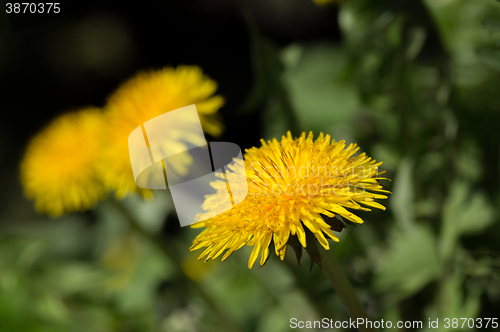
[
  {"left": 99, "top": 65, "right": 225, "bottom": 199},
  {"left": 190, "top": 132, "right": 389, "bottom": 269},
  {"left": 20, "top": 108, "right": 106, "bottom": 216}
]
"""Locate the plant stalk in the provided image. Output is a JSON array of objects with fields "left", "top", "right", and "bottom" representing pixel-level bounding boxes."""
[{"left": 317, "top": 243, "right": 376, "bottom": 332}]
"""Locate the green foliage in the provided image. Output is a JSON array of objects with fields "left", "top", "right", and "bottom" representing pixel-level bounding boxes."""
[
  {"left": 481, "top": 2, "right": 500, "bottom": 31},
  {"left": 390, "top": 157, "right": 415, "bottom": 230},
  {"left": 281, "top": 43, "right": 360, "bottom": 135},
  {"left": 3, "top": 0, "right": 500, "bottom": 331},
  {"left": 240, "top": 11, "right": 300, "bottom": 139},
  {"left": 375, "top": 225, "right": 440, "bottom": 302},
  {"left": 440, "top": 181, "right": 496, "bottom": 262}
]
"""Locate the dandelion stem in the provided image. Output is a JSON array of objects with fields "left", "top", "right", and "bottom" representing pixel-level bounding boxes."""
[{"left": 317, "top": 243, "right": 376, "bottom": 332}]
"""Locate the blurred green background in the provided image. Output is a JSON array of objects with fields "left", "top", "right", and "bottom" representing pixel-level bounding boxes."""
[{"left": 1, "top": 0, "right": 500, "bottom": 331}]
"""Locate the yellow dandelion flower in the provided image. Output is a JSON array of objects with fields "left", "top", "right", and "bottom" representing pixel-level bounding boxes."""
[
  {"left": 20, "top": 108, "right": 106, "bottom": 216},
  {"left": 190, "top": 132, "right": 389, "bottom": 269},
  {"left": 99, "top": 65, "right": 225, "bottom": 199}
]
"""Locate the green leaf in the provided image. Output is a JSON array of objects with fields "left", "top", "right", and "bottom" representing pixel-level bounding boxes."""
[
  {"left": 405, "top": 26, "right": 427, "bottom": 60},
  {"left": 281, "top": 43, "right": 360, "bottom": 134},
  {"left": 239, "top": 32, "right": 282, "bottom": 112},
  {"left": 477, "top": 46, "right": 500, "bottom": 71},
  {"left": 375, "top": 224, "right": 440, "bottom": 301},
  {"left": 240, "top": 10, "right": 300, "bottom": 136},
  {"left": 481, "top": 6, "right": 500, "bottom": 31},
  {"left": 389, "top": 157, "right": 415, "bottom": 230},
  {"left": 256, "top": 306, "right": 292, "bottom": 332},
  {"left": 34, "top": 293, "right": 69, "bottom": 323},
  {"left": 440, "top": 181, "right": 496, "bottom": 262},
  {"left": 41, "top": 262, "right": 110, "bottom": 295},
  {"left": 423, "top": 270, "right": 481, "bottom": 328},
  {"left": 122, "top": 191, "right": 173, "bottom": 233},
  {"left": 439, "top": 271, "right": 481, "bottom": 318},
  {"left": 261, "top": 98, "right": 292, "bottom": 141},
  {"left": 113, "top": 241, "right": 172, "bottom": 314},
  {"left": 239, "top": 10, "right": 284, "bottom": 111}
]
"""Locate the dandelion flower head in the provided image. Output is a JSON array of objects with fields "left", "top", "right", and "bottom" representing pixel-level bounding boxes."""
[
  {"left": 20, "top": 108, "right": 106, "bottom": 216},
  {"left": 191, "top": 132, "right": 389, "bottom": 268}
]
